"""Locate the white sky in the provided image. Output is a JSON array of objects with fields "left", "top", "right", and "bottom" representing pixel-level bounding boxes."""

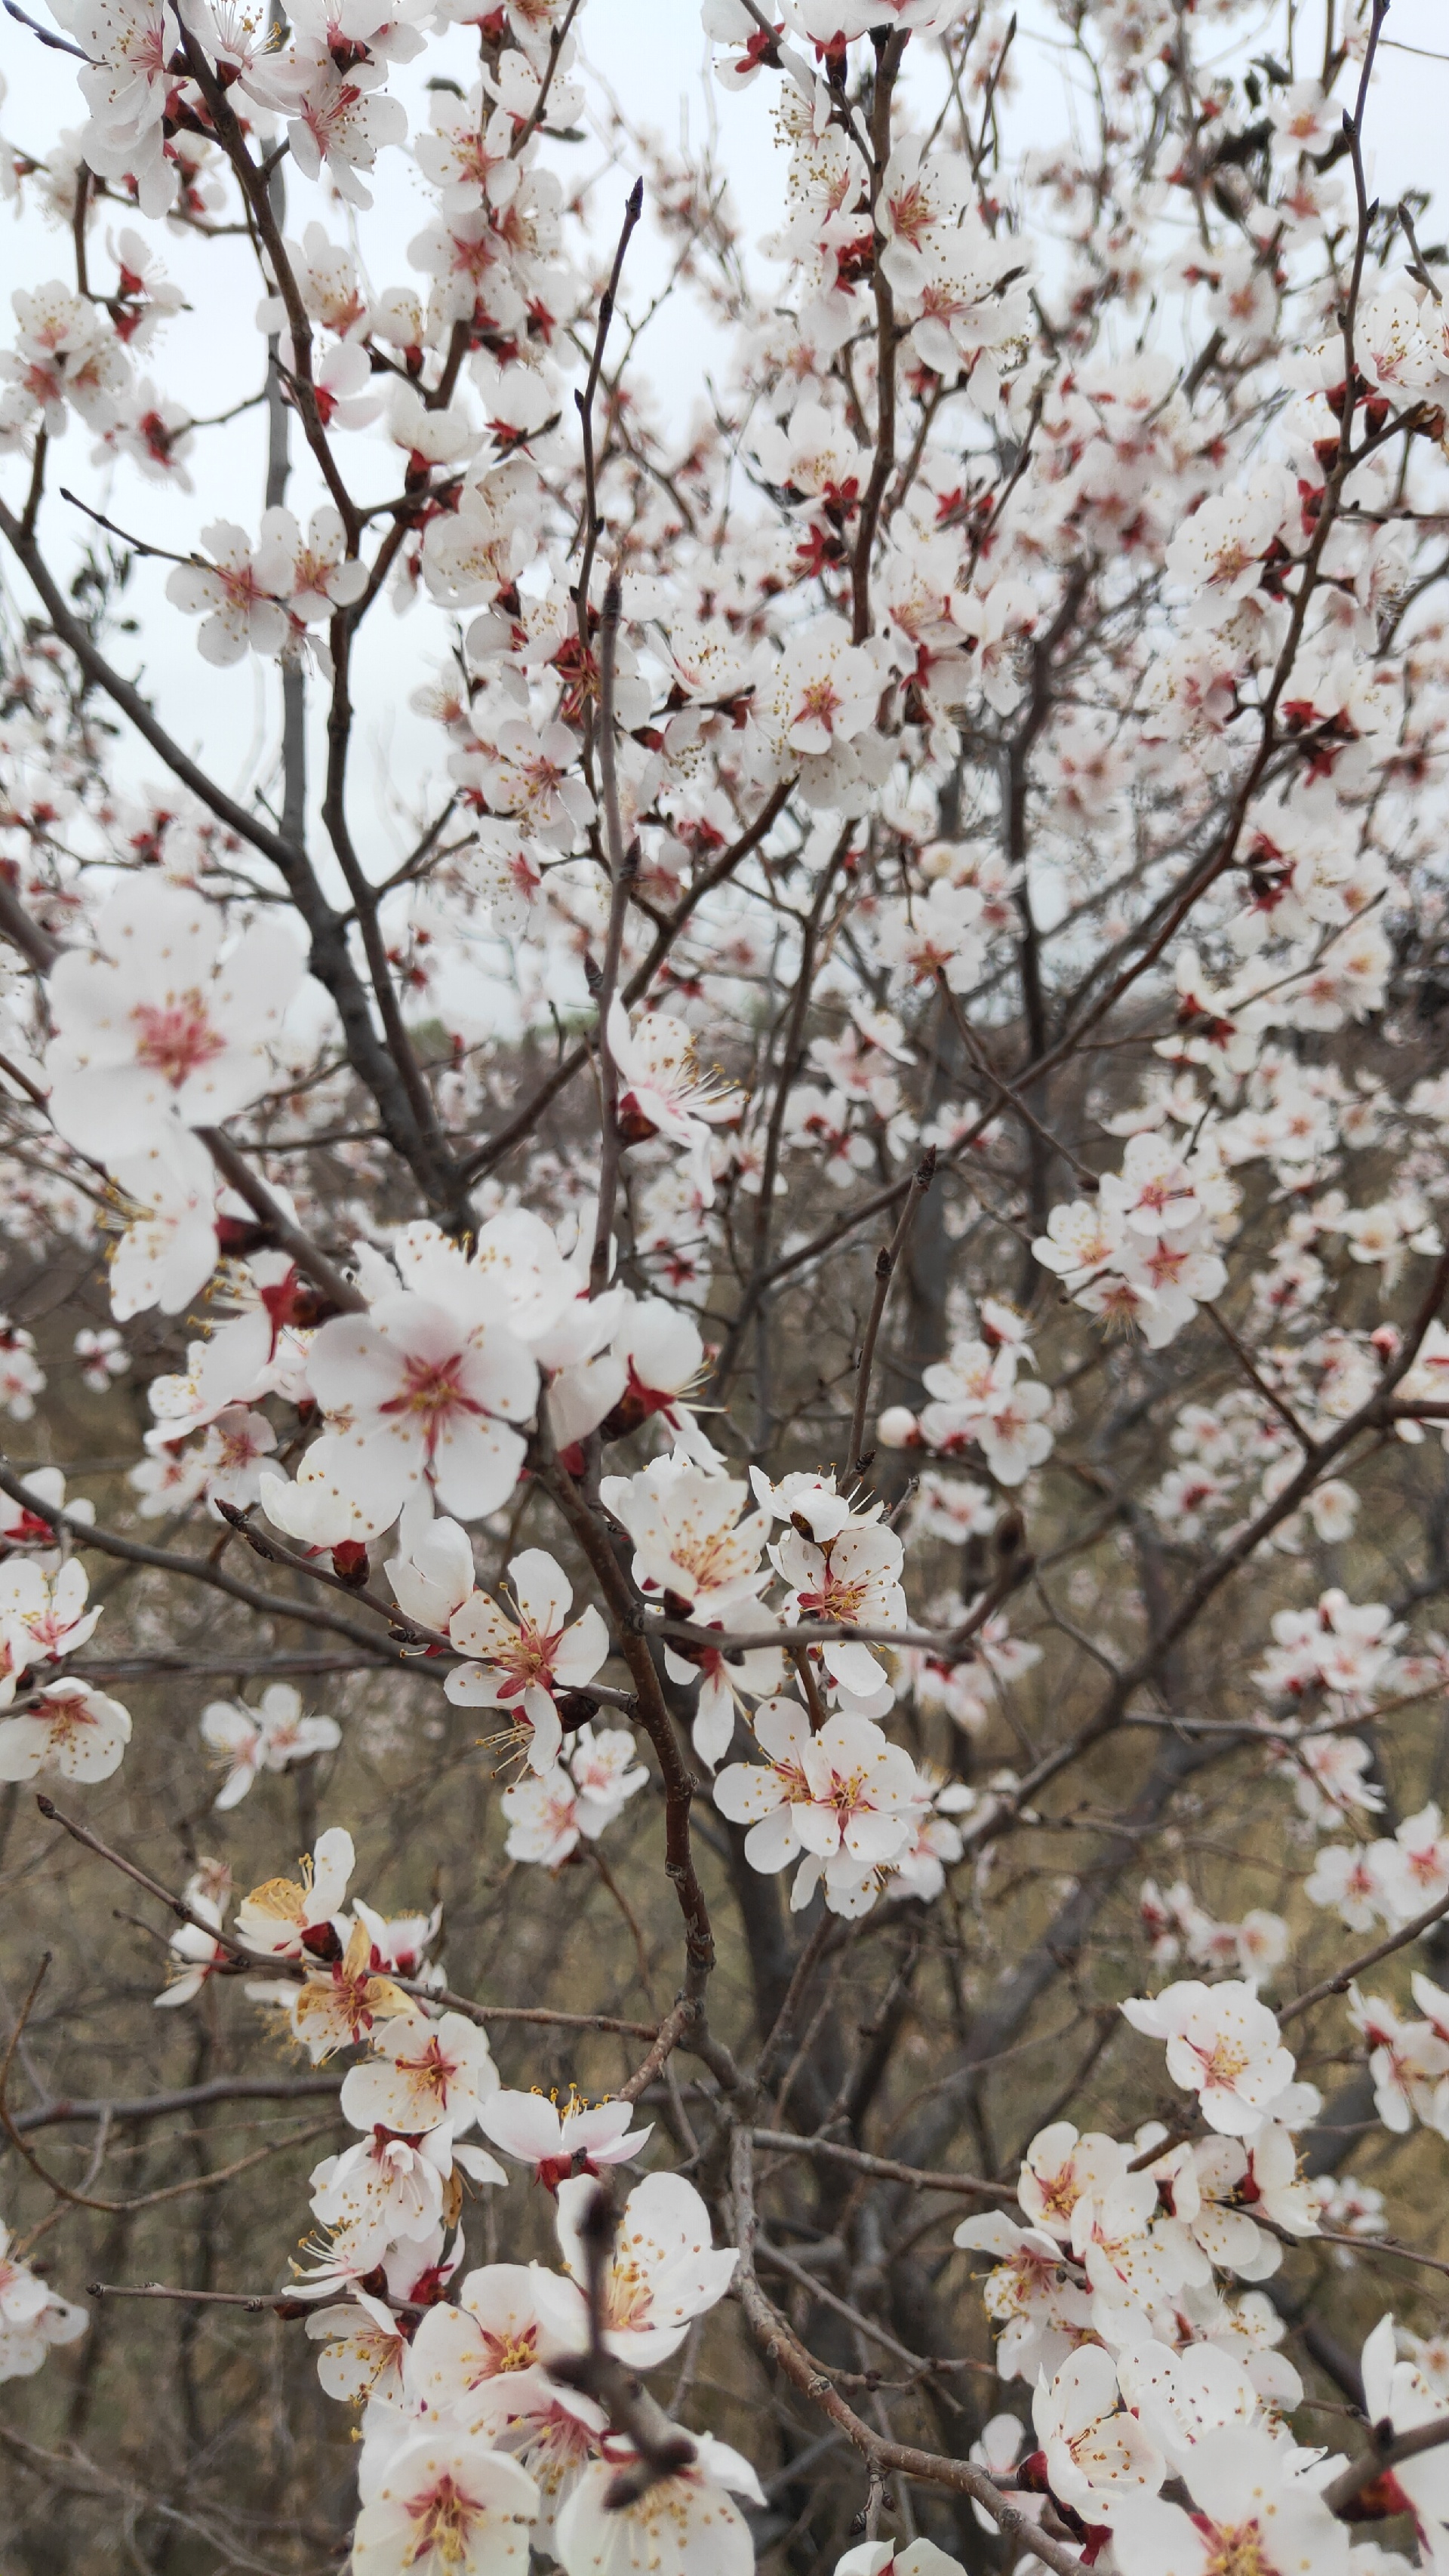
[{"left": 2, "top": 0, "right": 1447, "bottom": 909}]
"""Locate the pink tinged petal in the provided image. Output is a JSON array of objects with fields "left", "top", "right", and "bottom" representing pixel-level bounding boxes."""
[
  {"left": 355, "top": 1426, "right": 428, "bottom": 1522},
  {"left": 521, "top": 1685, "right": 562, "bottom": 1771},
  {"left": 450, "top": 1595, "right": 516, "bottom": 1660},
  {"left": 712, "top": 1762, "right": 784, "bottom": 1824},
  {"left": 692, "top": 1670, "right": 736, "bottom": 1770},
  {"left": 844, "top": 1810, "right": 912, "bottom": 1864},
  {"left": 823, "top": 1637, "right": 887, "bottom": 1695},
  {"left": 568, "top": 2101, "right": 648, "bottom": 2156},
  {"left": 553, "top": 1605, "right": 608, "bottom": 1686},
  {"left": 0, "top": 1719, "right": 48, "bottom": 1780},
  {"left": 198, "top": 615, "right": 251, "bottom": 666},
  {"left": 507, "top": 1547, "right": 572, "bottom": 1632},
  {"left": 431, "top": 1416, "right": 526, "bottom": 1519},
  {"left": 47, "top": 948, "right": 153, "bottom": 1053},
  {"left": 308, "top": 1316, "right": 404, "bottom": 1411},
  {"left": 789, "top": 1858, "right": 823, "bottom": 1912},
  {"left": 60, "top": 1706, "right": 131, "bottom": 1780},
  {"left": 311, "top": 1828, "right": 354, "bottom": 1914},
  {"left": 743, "top": 1805, "right": 802, "bottom": 1871},
  {"left": 166, "top": 565, "right": 223, "bottom": 616},
  {"left": 445, "top": 1664, "right": 506, "bottom": 1707},
  {"left": 1121, "top": 1996, "right": 1170, "bottom": 2039},
  {"left": 478, "top": 2091, "right": 566, "bottom": 2159},
  {"left": 455, "top": 1328, "right": 540, "bottom": 1423},
  {"left": 47, "top": 1064, "right": 182, "bottom": 1158},
  {"left": 195, "top": 1308, "right": 272, "bottom": 1412},
  {"left": 793, "top": 1805, "right": 845, "bottom": 1859},
  {"left": 752, "top": 1698, "right": 812, "bottom": 1763}
]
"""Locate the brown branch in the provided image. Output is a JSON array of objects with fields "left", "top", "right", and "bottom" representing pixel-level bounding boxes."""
[
  {"left": 508, "top": 0, "right": 585, "bottom": 155},
  {"left": 214, "top": 1503, "right": 449, "bottom": 1647},
  {"left": 957, "top": 1239, "right": 1449, "bottom": 1840},
  {"left": 851, "top": 30, "right": 908, "bottom": 644},
  {"left": 1280, "top": 1881, "right": 1449, "bottom": 2025},
  {"left": 535, "top": 1443, "right": 714, "bottom": 1996},
  {"left": 938, "top": 978, "right": 1096, "bottom": 1187},
  {"left": 728, "top": 2128, "right": 1082, "bottom": 2571},
  {"left": 0, "top": 876, "right": 61, "bottom": 974},
  {"left": 655, "top": 1555, "right": 1031, "bottom": 1663},
  {"left": 0, "top": 505, "right": 301, "bottom": 881},
  {"left": 2, "top": 0, "right": 89, "bottom": 57},
  {"left": 589, "top": 567, "right": 635, "bottom": 1294},
  {"left": 1039, "top": 3, "right": 1393, "bottom": 1075},
  {"left": 573, "top": 178, "right": 645, "bottom": 776},
  {"left": 0, "top": 505, "right": 445, "bottom": 1183},
  {"left": 713, "top": 825, "right": 854, "bottom": 1404},
  {"left": 318, "top": 616, "right": 459, "bottom": 1208},
  {"left": 33, "top": 1796, "right": 657, "bottom": 2036},
  {"left": 196, "top": 1129, "right": 365, "bottom": 1315},
  {"left": 548, "top": 2182, "right": 698, "bottom": 2506},
  {"left": 1324, "top": 2415, "right": 1449, "bottom": 2514},
  {"left": 1202, "top": 1300, "right": 1316, "bottom": 1454},
  {"left": 755, "top": 1913, "right": 833, "bottom": 2092},
  {"left": 20, "top": 424, "right": 48, "bottom": 544},
  {"left": 88, "top": 2282, "right": 291, "bottom": 2312},
  {"left": 58, "top": 485, "right": 191, "bottom": 565},
  {"left": 177, "top": 27, "right": 359, "bottom": 541},
  {"left": 5, "top": 2087, "right": 333, "bottom": 2216},
  {"left": 617, "top": 1997, "right": 699, "bottom": 2104},
  {"left": 0, "top": 1461, "right": 409, "bottom": 1657},
  {"left": 13, "top": 2075, "right": 343, "bottom": 2134},
  {"left": 460, "top": 779, "right": 794, "bottom": 1185},
  {"left": 749, "top": 2131, "right": 1015, "bottom": 2202}
]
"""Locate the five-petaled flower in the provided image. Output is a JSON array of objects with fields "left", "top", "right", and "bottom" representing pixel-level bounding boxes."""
[
  {"left": 339, "top": 2007, "right": 499, "bottom": 2137},
  {"left": 45, "top": 881, "right": 305, "bottom": 1160},
  {"left": 446, "top": 1548, "right": 608, "bottom": 1773},
  {"left": 309, "top": 1297, "right": 537, "bottom": 1528},
  {"left": 1122, "top": 1980, "right": 1298, "bottom": 2137}
]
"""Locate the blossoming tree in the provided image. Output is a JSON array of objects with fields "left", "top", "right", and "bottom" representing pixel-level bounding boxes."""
[{"left": 5, "top": 0, "right": 1449, "bottom": 2567}]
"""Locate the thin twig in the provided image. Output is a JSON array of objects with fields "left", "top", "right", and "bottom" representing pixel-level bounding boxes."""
[
  {"left": 14, "top": 2075, "right": 343, "bottom": 2134},
  {"left": 33, "top": 1795, "right": 658, "bottom": 2036},
  {"left": 1324, "top": 2415, "right": 1449, "bottom": 2513},
  {"left": 728, "top": 2130, "right": 1082, "bottom": 2573},
  {"left": 197, "top": 1131, "right": 365, "bottom": 1315},
  {"left": 547, "top": 2183, "right": 698, "bottom": 2504},
  {"left": 749, "top": 2130, "right": 1015, "bottom": 2202},
  {"left": 1280, "top": 1882, "right": 1449, "bottom": 2024},
  {"left": 589, "top": 566, "right": 636, "bottom": 1294},
  {"left": 1202, "top": 1301, "right": 1317, "bottom": 1454},
  {"left": 3, "top": 0, "right": 89, "bottom": 55},
  {"left": 572, "top": 179, "right": 645, "bottom": 770},
  {"left": 0, "top": 1461, "right": 406, "bottom": 1657},
  {"left": 509, "top": 0, "right": 585, "bottom": 155},
  {"left": 846, "top": 1147, "right": 935, "bottom": 1477}
]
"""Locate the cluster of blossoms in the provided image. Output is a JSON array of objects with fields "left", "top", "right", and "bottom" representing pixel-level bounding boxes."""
[
  {"left": 160, "top": 1824, "right": 762, "bottom": 2571},
  {"left": 1148, "top": 1391, "right": 1361, "bottom": 1553},
  {"left": 878, "top": 1305, "right": 1056, "bottom": 1485},
  {"left": 199, "top": 1680, "right": 342, "bottom": 1808},
  {"left": 0, "top": 1467, "right": 128, "bottom": 1781},
  {"left": 944, "top": 1975, "right": 1449, "bottom": 2574},
  {"left": 0, "top": 2219, "right": 88, "bottom": 2384},
  {"left": 958, "top": 1981, "right": 1319, "bottom": 2390},
  {"left": 0, "top": 1312, "right": 45, "bottom": 1421},
  {"left": 957, "top": 1987, "right": 1383, "bottom": 2572},
  {"left": 499, "top": 1725, "right": 648, "bottom": 1867},
  {"left": 1137, "top": 1879, "right": 1289, "bottom": 1984},
  {"left": 1032, "top": 1132, "right": 1232, "bottom": 1353}
]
